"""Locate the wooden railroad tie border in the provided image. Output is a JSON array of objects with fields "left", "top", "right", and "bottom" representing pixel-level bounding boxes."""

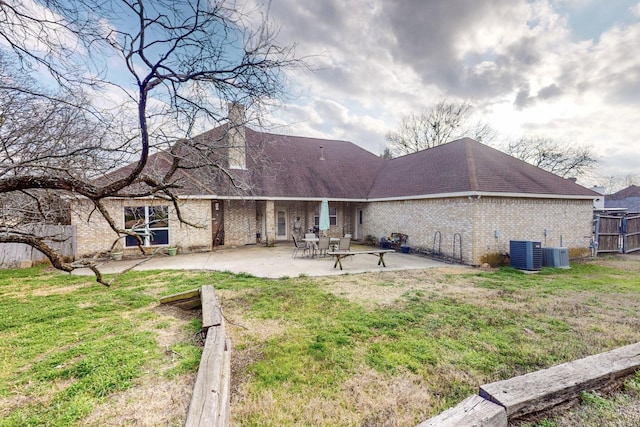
[
  {"left": 418, "top": 341, "right": 640, "bottom": 427},
  {"left": 161, "top": 285, "right": 230, "bottom": 427},
  {"left": 479, "top": 341, "right": 640, "bottom": 420}
]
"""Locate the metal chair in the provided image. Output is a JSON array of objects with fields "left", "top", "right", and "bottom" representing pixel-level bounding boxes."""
[
  {"left": 317, "top": 236, "right": 330, "bottom": 258},
  {"left": 292, "top": 236, "right": 310, "bottom": 258},
  {"left": 337, "top": 236, "right": 351, "bottom": 252}
]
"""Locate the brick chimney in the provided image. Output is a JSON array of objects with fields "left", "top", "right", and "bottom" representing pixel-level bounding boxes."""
[{"left": 227, "top": 102, "right": 246, "bottom": 169}]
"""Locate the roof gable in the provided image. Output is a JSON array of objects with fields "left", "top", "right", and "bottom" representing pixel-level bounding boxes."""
[
  {"left": 243, "top": 129, "right": 383, "bottom": 199},
  {"left": 369, "top": 138, "right": 598, "bottom": 198},
  {"left": 608, "top": 185, "right": 640, "bottom": 200}
]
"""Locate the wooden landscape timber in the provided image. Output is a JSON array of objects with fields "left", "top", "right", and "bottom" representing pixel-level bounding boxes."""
[
  {"left": 480, "top": 341, "right": 640, "bottom": 420},
  {"left": 185, "top": 324, "right": 231, "bottom": 427},
  {"left": 159, "top": 288, "right": 201, "bottom": 310},
  {"left": 200, "top": 285, "right": 223, "bottom": 331},
  {"left": 418, "top": 341, "right": 640, "bottom": 426},
  {"left": 416, "top": 395, "right": 506, "bottom": 427},
  {"left": 161, "top": 285, "right": 230, "bottom": 427}
]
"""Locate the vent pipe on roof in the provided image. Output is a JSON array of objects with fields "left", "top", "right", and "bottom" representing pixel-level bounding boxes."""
[{"left": 319, "top": 145, "right": 325, "bottom": 161}]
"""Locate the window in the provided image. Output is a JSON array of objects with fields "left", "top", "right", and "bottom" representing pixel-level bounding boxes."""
[
  {"left": 314, "top": 206, "right": 338, "bottom": 227},
  {"left": 276, "top": 210, "right": 287, "bottom": 238},
  {"left": 124, "top": 205, "right": 169, "bottom": 247}
]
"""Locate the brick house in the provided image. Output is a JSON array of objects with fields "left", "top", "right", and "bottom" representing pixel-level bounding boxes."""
[{"left": 71, "top": 116, "right": 598, "bottom": 266}]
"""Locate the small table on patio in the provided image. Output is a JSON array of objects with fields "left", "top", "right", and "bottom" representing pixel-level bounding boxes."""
[{"left": 326, "top": 249, "right": 396, "bottom": 270}]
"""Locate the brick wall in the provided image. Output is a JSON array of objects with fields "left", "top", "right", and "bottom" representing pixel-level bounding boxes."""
[
  {"left": 223, "top": 199, "right": 257, "bottom": 246},
  {"left": 71, "top": 198, "right": 212, "bottom": 257},
  {"left": 72, "top": 195, "right": 594, "bottom": 263},
  {"left": 472, "top": 197, "right": 593, "bottom": 264},
  {"left": 362, "top": 197, "right": 474, "bottom": 262},
  {"left": 168, "top": 199, "right": 212, "bottom": 252},
  {"left": 361, "top": 196, "right": 593, "bottom": 265}
]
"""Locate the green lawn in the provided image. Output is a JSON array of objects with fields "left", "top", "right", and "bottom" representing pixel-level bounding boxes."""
[
  {"left": 1, "top": 256, "right": 639, "bottom": 426},
  {"left": 0, "top": 267, "right": 207, "bottom": 426}
]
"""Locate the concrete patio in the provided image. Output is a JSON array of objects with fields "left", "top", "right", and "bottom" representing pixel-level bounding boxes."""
[{"left": 74, "top": 243, "right": 456, "bottom": 278}]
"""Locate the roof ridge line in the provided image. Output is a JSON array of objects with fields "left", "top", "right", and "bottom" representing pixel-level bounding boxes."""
[{"left": 465, "top": 139, "right": 480, "bottom": 191}]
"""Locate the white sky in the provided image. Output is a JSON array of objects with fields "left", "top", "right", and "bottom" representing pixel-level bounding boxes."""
[{"left": 252, "top": 0, "right": 640, "bottom": 185}]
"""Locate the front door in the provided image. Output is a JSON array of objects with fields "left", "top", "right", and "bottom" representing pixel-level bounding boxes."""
[
  {"left": 212, "top": 200, "right": 224, "bottom": 247},
  {"left": 276, "top": 209, "right": 287, "bottom": 240}
]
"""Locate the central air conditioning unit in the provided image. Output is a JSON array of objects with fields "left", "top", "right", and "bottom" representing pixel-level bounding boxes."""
[
  {"left": 542, "top": 247, "right": 570, "bottom": 268},
  {"left": 510, "top": 240, "right": 542, "bottom": 271}
]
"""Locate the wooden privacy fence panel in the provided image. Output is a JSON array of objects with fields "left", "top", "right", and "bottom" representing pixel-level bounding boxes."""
[
  {"left": 623, "top": 215, "right": 640, "bottom": 253},
  {"left": 0, "top": 225, "right": 76, "bottom": 268},
  {"left": 594, "top": 215, "right": 622, "bottom": 253},
  {"left": 594, "top": 214, "right": 640, "bottom": 254}
]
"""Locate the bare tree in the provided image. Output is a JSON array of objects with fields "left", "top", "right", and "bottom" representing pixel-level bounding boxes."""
[
  {"left": 386, "top": 100, "right": 495, "bottom": 156},
  {"left": 379, "top": 147, "right": 393, "bottom": 159},
  {"left": 594, "top": 173, "right": 639, "bottom": 194},
  {"left": 0, "top": 0, "right": 300, "bottom": 285},
  {"left": 505, "top": 136, "right": 598, "bottom": 179}
]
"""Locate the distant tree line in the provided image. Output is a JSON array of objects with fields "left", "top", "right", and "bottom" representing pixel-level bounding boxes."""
[{"left": 384, "top": 100, "right": 598, "bottom": 180}]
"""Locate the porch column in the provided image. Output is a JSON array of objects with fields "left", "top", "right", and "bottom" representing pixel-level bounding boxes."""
[{"left": 265, "top": 200, "right": 275, "bottom": 245}]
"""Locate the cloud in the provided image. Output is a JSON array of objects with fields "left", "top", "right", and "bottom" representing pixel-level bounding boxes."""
[{"left": 258, "top": 0, "right": 640, "bottom": 180}]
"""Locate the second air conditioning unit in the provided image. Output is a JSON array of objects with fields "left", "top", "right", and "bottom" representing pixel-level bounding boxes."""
[{"left": 541, "top": 247, "right": 570, "bottom": 268}]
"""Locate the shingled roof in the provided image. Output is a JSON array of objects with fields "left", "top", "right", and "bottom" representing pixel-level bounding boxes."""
[
  {"left": 243, "top": 129, "right": 383, "bottom": 199},
  {"left": 607, "top": 185, "right": 640, "bottom": 200},
  {"left": 368, "top": 138, "right": 597, "bottom": 199},
  {"left": 605, "top": 185, "right": 640, "bottom": 212},
  {"left": 109, "top": 128, "right": 597, "bottom": 200}
]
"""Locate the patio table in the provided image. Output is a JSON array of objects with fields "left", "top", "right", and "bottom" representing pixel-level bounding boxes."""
[
  {"left": 302, "top": 237, "right": 340, "bottom": 257},
  {"left": 327, "top": 249, "right": 395, "bottom": 270}
]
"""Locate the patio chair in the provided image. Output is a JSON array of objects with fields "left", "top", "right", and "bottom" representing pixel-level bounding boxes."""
[
  {"left": 317, "top": 236, "right": 330, "bottom": 258},
  {"left": 303, "top": 233, "right": 320, "bottom": 256},
  {"left": 337, "top": 236, "right": 351, "bottom": 252},
  {"left": 292, "top": 236, "right": 310, "bottom": 258}
]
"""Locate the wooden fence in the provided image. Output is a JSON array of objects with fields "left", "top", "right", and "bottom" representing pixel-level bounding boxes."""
[
  {"left": 0, "top": 225, "right": 76, "bottom": 268},
  {"left": 623, "top": 214, "right": 640, "bottom": 253},
  {"left": 160, "top": 285, "right": 231, "bottom": 427},
  {"left": 594, "top": 214, "right": 640, "bottom": 254}
]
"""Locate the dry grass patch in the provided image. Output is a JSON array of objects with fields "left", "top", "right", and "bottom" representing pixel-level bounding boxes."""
[
  {"left": 81, "top": 374, "right": 194, "bottom": 427},
  {"left": 231, "top": 366, "right": 438, "bottom": 426},
  {"left": 318, "top": 267, "right": 480, "bottom": 308},
  {"left": 0, "top": 267, "right": 213, "bottom": 427},
  {"left": 343, "top": 366, "right": 440, "bottom": 426}
]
